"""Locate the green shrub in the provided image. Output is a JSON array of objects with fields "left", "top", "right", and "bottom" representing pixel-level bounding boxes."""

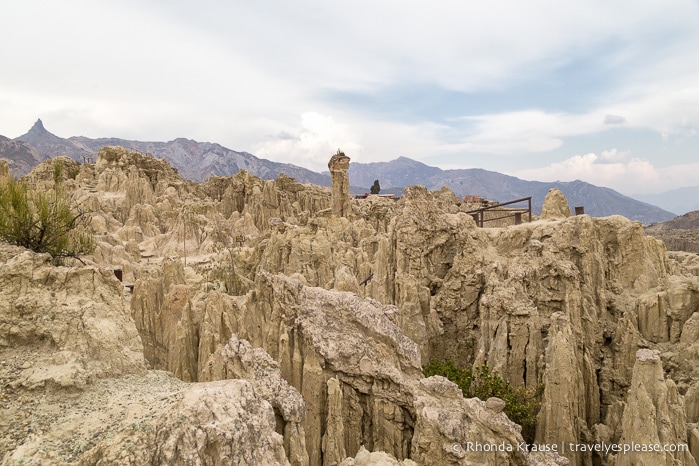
[
  {"left": 208, "top": 257, "right": 246, "bottom": 295},
  {"left": 0, "top": 173, "right": 95, "bottom": 264},
  {"left": 423, "top": 360, "right": 543, "bottom": 438}
]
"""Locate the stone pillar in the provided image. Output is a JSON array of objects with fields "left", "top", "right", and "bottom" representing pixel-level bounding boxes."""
[
  {"left": 328, "top": 150, "right": 351, "bottom": 217},
  {"left": 541, "top": 188, "right": 572, "bottom": 219}
]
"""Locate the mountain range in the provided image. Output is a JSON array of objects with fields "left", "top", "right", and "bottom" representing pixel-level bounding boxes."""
[
  {"left": 633, "top": 186, "right": 699, "bottom": 218},
  {"left": 0, "top": 119, "right": 682, "bottom": 223}
]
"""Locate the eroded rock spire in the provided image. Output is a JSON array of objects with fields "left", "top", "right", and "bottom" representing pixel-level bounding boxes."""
[{"left": 328, "top": 149, "right": 351, "bottom": 217}]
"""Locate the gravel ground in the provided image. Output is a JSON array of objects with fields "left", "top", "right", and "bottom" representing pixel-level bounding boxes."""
[{"left": 1, "top": 349, "right": 188, "bottom": 463}]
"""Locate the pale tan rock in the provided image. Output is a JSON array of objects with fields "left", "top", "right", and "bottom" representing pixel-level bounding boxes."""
[
  {"left": 339, "top": 446, "right": 419, "bottom": 466},
  {"left": 689, "top": 426, "right": 699, "bottom": 466},
  {"left": 687, "top": 384, "right": 699, "bottom": 423},
  {"left": 203, "top": 170, "right": 331, "bottom": 233},
  {"left": 20, "top": 155, "right": 81, "bottom": 190},
  {"left": 200, "top": 334, "right": 307, "bottom": 423},
  {"left": 486, "top": 397, "right": 507, "bottom": 413},
  {"left": 334, "top": 265, "right": 360, "bottom": 293},
  {"left": 0, "top": 245, "right": 146, "bottom": 389},
  {"left": 322, "top": 377, "right": 347, "bottom": 466},
  {"left": 540, "top": 188, "right": 572, "bottom": 219},
  {"left": 328, "top": 150, "right": 351, "bottom": 217},
  {"left": 611, "top": 349, "right": 696, "bottom": 466},
  {"left": 130, "top": 259, "right": 199, "bottom": 381},
  {"left": 10, "top": 147, "right": 699, "bottom": 466},
  {"left": 76, "top": 379, "right": 290, "bottom": 466},
  {"left": 669, "top": 251, "right": 699, "bottom": 277},
  {"left": 411, "top": 376, "right": 567, "bottom": 465},
  {"left": 638, "top": 276, "right": 699, "bottom": 343},
  {"left": 90, "top": 214, "right": 109, "bottom": 234},
  {"left": 681, "top": 313, "right": 699, "bottom": 344},
  {"left": 535, "top": 313, "right": 586, "bottom": 466}
]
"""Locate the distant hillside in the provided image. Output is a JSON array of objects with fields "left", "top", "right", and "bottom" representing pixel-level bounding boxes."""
[
  {"left": 347, "top": 157, "right": 442, "bottom": 189},
  {"left": 645, "top": 211, "right": 699, "bottom": 253},
  {"left": 0, "top": 135, "right": 43, "bottom": 176},
  {"left": 344, "top": 159, "right": 675, "bottom": 224},
  {"left": 16, "top": 119, "right": 92, "bottom": 162},
  {"left": 633, "top": 186, "right": 699, "bottom": 216},
  {"left": 646, "top": 211, "right": 699, "bottom": 230},
  {"left": 10, "top": 119, "right": 331, "bottom": 187},
  {"left": 70, "top": 136, "right": 331, "bottom": 187},
  {"left": 1, "top": 120, "right": 676, "bottom": 223}
]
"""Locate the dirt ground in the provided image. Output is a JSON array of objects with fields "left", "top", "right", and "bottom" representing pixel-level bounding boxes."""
[{"left": 0, "top": 349, "right": 187, "bottom": 463}]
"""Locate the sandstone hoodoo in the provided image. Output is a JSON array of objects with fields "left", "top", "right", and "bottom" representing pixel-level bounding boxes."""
[
  {"left": 540, "top": 188, "right": 573, "bottom": 219},
  {"left": 328, "top": 149, "right": 351, "bottom": 218},
  {"left": 1, "top": 147, "right": 698, "bottom": 465}
]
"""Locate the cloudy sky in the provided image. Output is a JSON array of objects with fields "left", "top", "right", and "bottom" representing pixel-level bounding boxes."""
[{"left": 2, "top": 0, "right": 698, "bottom": 195}]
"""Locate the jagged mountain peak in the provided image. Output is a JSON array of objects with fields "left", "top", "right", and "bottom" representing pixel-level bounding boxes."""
[
  {"left": 16, "top": 118, "right": 70, "bottom": 147},
  {"left": 19, "top": 118, "right": 57, "bottom": 141},
  {"left": 29, "top": 118, "right": 47, "bottom": 134}
]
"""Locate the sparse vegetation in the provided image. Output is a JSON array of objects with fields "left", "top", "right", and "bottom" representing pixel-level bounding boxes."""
[
  {"left": 207, "top": 220, "right": 247, "bottom": 295},
  {"left": 128, "top": 421, "right": 154, "bottom": 434},
  {"left": 423, "top": 360, "right": 543, "bottom": 441},
  {"left": 0, "top": 162, "right": 95, "bottom": 264},
  {"left": 208, "top": 253, "right": 246, "bottom": 295}
]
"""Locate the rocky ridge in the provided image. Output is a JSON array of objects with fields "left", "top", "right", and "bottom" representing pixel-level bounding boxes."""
[
  {"left": 646, "top": 211, "right": 699, "bottom": 253},
  {"left": 1, "top": 147, "right": 698, "bottom": 465}
]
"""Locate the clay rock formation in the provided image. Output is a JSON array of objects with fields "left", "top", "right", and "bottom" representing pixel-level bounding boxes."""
[
  {"left": 0, "top": 243, "right": 146, "bottom": 390},
  {"left": 610, "top": 349, "right": 696, "bottom": 466},
  {"left": 0, "top": 250, "right": 295, "bottom": 465},
  {"left": 339, "top": 446, "right": 418, "bottom": 465},
  {"left": 328, "top": 150, "right": 351, "bottom": 217},
  {"left": 200, "top": 334, "right": 310, "bottom": 466},
  {"left": 248, "top": 185, "right": 699, "bottom": 465},
  {"left": 2, "top": 373, "right": 291, "bottom": 466},
  {"left": 541, "top": 188, "right": 573, "bottom": 219},
  {"left": 129, "top": 265, "right": 567, "bottom": 465},
  {"left": 203, "top": 170, "right": 332, "bottom": 233},
  {"left": 20, "top": 155, "right": 82, "bottom": 189},
  {"left": 6, "top": 149, "right": 699, "bottom": 465},
  {"left": 668, "top": 251, "right": 699, "bottom": 276},
  {"left": 646, "top": 210, "right": 699, "bottom": 254},
  {"left": 79, "top": 380, "right": 291, "bottom": 466}
]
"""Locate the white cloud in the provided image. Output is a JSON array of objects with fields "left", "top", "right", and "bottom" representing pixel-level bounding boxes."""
[
  {"left": 445, "top": 110, "right": 604, "bottom": 154},
  {"left": 252, "top": 112, "right": 455, "bottom": 170},
  {"left": 253, "top": 113, "right": 363, "bottom": 171},
  {"left": 598, "top": 148, "right": 630, "bottom": 163},
  {"left": 1, "top": 0, "right": 699, "bottom": 194},
  {"left": 513, "top": 152, "right": 699, "bottom": 194}
]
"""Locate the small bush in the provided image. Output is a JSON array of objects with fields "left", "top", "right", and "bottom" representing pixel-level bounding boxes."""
[
  {"left": 209, "top": 258, "right": 246, "bottom": 295},
  {"left": 423, "top": 360, "right": 543, "bottom": 438},
  {"left": 0, "top": 171, "right": 95, "bottom": 264}
]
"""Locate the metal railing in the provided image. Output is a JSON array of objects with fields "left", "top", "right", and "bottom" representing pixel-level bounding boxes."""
[{"left": 465, "top": 197, "right": 532, "bottom": 227}]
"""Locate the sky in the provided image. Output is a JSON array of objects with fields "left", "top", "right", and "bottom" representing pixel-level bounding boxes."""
[{"left": 1, "top": 0, "right": 698, "bottom": 195}]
